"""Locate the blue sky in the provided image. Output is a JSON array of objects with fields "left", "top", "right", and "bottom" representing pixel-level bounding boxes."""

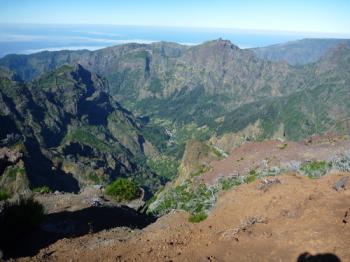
[{"left": 1, "top": 0, "right": 350, "bottom": 34}]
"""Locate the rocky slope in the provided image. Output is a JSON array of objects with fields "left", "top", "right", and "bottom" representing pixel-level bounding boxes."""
[
  {"left": 14, "top": 136, "right": 350, "bottom": 261},
  {"left": 1, "top": 37, "right": 350, "bottom": 261},
  {"left": 252, "top": 38, "right": 350, "bottom": 65},
  {"left": 1, "top": 39, "right": 349, "bottom": 143},
  {"left": 0, "top": 64, "right": 164, "bottom": 195}
]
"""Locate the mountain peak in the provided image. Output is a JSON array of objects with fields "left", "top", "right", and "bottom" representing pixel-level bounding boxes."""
[{"left": 202, "top": 38, "right": 240, "bottom": 50}]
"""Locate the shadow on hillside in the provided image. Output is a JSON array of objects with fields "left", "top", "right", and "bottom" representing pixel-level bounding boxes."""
[
  {"left": 1, "top": 205, "right": 156, "bottom": 259},
  {"left": 297, "top": 252, "right": 341, "bottom": 262},
  {"left": 24, "top": 138, "right": 80, "bottom": 193}
]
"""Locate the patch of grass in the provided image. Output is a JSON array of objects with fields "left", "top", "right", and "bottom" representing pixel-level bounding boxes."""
[
  {"left": 190, "top": 165, "right": 211, "bottom": 177},
  {"left": 148, "top": 181, "right": 218, "bottom": 217},
  {"left": 219, "top": 176, "right": 244, "bottom": 191},
  {"left": 147, "top": 157, "right": 179, "bottom": 181},
  {"left": 245, "top": 169, "right": 258, "bottom": 183},
  {"left": 147, "top": 77, "right": 163, "bottom": 93},
  {"left": 5, "top": 165, "right": 25, "bottom": 179},
  {"left": 299, "top": 161, "right": 331, "bottom": 179},
  {"left": 32, "top": 186, "right": 51, "bottom": 194},
  {"left": 105, "top": 178, "right": 141, "bottom": 202},
  {"left": 331, "top": 151, "right": 350, "bottom": 172},
  {"left": 210, "top": 146, "right": 225, "bottom": 159},
  {"left": 0, "top": 190, "right": 11, "bottom": 201},
  {"left": 189, "top": 212, "right": 208, "bottom": 223},
  {"left": 87, "top": 172, "right": 101, "bottom": 184},
  {"left": 62, "top": 126, "right": 111, "bottom": 152},
  {"left": 277, "top": 143, "right": 288, "bottom": 149}
]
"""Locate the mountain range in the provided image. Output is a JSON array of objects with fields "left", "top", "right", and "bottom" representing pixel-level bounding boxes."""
[
  {"left": 0, "top": 37, "right": 350, "bottom": 196},
  {"left": 0, "top": 64, "right": 165, "bottom": 195}
]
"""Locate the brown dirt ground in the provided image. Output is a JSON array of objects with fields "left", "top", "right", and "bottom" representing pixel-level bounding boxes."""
[
  {"left": 202, "top": 136, "right": 350, "bottom": 184},
  {"left": 19, "top": 172, "right": 350, "bottom": 262}
]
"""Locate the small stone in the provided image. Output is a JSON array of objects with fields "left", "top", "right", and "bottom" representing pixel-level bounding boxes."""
[{"left": 333, "top": 177, "right": 348, "bottom": 191}]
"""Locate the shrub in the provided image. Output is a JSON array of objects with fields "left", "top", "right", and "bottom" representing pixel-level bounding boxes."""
[
  {"left": 32, "top": 186, "right": 51, "bottom": 194},
  {"left": 148, "top": 180, "right": 218, "bottom": 217},
  {"left": 87, "top": 172, "right": 101, "bottom": 184},
  {"left": 150, "top": 150, "right": 350, "bottom": 221},
  {"left": 4, "top": 166, "right": 25, "bottom": 179},
  {"left": 0, "top": 198, "right": 44, "bottom": 233},
  {"left": 0, "top": 190, "right": 11, "bottom": 201},
  {"left": 105, "top": 178, "right": 141, "bottom": 202},
  {"left": 219, "top": 176, "right": 244, "bottom": 191},
  {"left": 245, "top": 170, "right": 258, "bottom": 183},
  {"left": 331, "top": 151, "right": 350, "bottom": 172},
  {"left": 189, "top": 212, "right": 208, "bottom": 223},
  {"left": 0, "top": 198, "right": 45, "bottom": 258},
  {"left": 277, "top": 143, "right": 288, "bottom": 150},
  {"left": 190, "top": 165, "right": 211, "bottom": 177},
  {"left": 299, "top": 161, "right": 331, "bottom": 179}
]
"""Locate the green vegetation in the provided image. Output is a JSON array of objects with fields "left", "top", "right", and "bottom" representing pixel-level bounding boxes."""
[
  {"left": 32, "top": 186, "right": 51, "bottom": 194},
  {"left": 5, "top": 165, "right": 25, "bottom": 179},
  {"left": 149, "top": 171, "right": 264, "bottom": 221},
  {"left": 299, "top": 161, "right": 331, "bottom": 179},
  {"left": 277, "top": 143, "right": 288, "bottom": 149},
  {"left": 87, "top": 172, "right": 101, "bottom": 184},
  {"left": 189, "top": 212, "right": 208, "bottom": 223},
  {"left": 0, "top": 197, "right": 45, "bottom": 251},
  {"left": 62, "top": 126, "right": 111, "bottom": 152},
  {"left": 142, "top": 124, "right": 169, "bottom": 152},
  {"left": 105, "top": 178, "right": 141, "bottom": 202},
  {"left": 1, "top": 40, "right": 350, "bottom": 223},
  {"left": 108, "top": 111, "right": 138, "bottom": 139},
  {"left": 209, "top": 146, "right": 226, "bottom": 159},
  {"left": 190, "top": 165, "right": 211, "bottom": 177},
  {"left": 0, "top": 197, "right": 45, "bottom": 232},
  {"left": 129, "top": 50, "right": 148, "bottom": 60},
  {"left": 245, "top": 170, "right": 258, "bottom": 183},
  {"left": 0, "top": 190, "right": 11, "bottom": 201},
  {"left": 147, "top": 157, "right": 179, "bottom": 181},
  {"left": 147, "top": 77, "right": 163, "bottom": 93},
  {"left": 167, "top": 124, "right": 214, "bottom": 159},
  {"left": 219, "top": 176, "right": 245, "bottom": 191},
  {"left": 331, "top": 151, "right": 350, "bottom": 172},
  {"left": 148, "top": 181, "right": 218, "bottom": 219}
]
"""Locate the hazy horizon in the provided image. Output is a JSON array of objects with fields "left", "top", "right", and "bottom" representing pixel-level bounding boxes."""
[
  {"left": 1, "top": 0, "right": 349, "bottom": 57},
  {"left": 1, "top": 23, "right": 350, "bottom": 58},
  {"left": 1, "top": 0, "right": 350, "bottom": 34}
]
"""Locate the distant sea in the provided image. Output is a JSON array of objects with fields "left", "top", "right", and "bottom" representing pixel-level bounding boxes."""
[{"left": 0, "top": 24, "right": 349, "bottom": 58}]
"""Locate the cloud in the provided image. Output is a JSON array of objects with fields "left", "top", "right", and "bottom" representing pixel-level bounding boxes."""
[
  {"left": 0, "top": 33, "right": 158, "bottom": 45},
  {"left": 0, "top": 34, "right": 50, "bottom": 42},
  {"left": 21, "top": 45, "right": 107, "bottom": 54}
]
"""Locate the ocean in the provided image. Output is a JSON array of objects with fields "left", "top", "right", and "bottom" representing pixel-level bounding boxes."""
[{"left": 0, "top": 23, "right": 348, "bottom": 57}]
